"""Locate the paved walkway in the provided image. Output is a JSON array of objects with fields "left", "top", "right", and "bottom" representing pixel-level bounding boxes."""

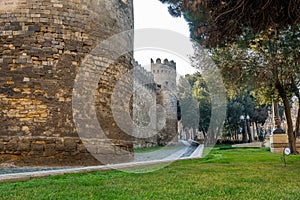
[
  {"left": 134, "top": 145, "right": 188, "bottom": 162},
  {"left": 232, "top": 142, "right": 264, "bottom": 148},
  {"left": 0, "top": 143, "right": 204, "bottom": 183}
]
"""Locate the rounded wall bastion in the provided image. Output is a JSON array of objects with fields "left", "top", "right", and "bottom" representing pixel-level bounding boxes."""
[{"left": 0, "top": 0, "right": 134, "bottom": 166}]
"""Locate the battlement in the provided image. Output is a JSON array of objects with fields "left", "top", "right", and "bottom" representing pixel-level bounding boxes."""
[
  {"left": 151, "top": 58, "right": 176, "bottom": 70},
  {"left": 133, "top": 60, "right": 154, "bottom": 80},
  {"left": 133, "top": 60, "right": 156, "bottom": 91},
  {"left": 133, "top": 58, "right": 178, "bottom": 148}
]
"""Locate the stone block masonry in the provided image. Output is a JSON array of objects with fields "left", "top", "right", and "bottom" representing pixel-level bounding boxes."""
[
  {"left": 0, "top": 0, "right": 134, "bottom": 166},
  {"left": 270, "top": 134, "right": 300, "bottom": 153},
  {"left": 133, "top": 59, "right": 178, "bottom": 148},
  {"left": 151, "top": 58, "right": 178, "bottom": 146},
  {"left": 133, "top": 61, "right": 158, "bottom": 148}
]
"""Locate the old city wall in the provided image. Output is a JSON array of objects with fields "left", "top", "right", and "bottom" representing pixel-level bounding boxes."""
[
  {"left": 151, "top": 59, "right": 178, "bottom": 146},
  {"left": 132, "top": 59, "right": 179, "bottom": 148},
  {"left": 0, "top": 0, "right": 134, "bottom": 166},
  {"left": 133, "top": 62, "right": 158, "bottom": 148}
]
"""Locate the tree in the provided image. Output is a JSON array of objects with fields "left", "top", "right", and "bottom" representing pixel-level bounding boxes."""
[
  {"left": 160, "top": 0, "right": 300, "bottom": 152},
  {"left": 177, "top": 72, "right": 216, "bottom": 141},
  {"left": 252, "top": 105, "right": 269, "bottom": 139},
  {"left": 225, "top": 99, "right": 244, "bottom": 141},
  {"left": 213, "top": 26, "right": 300, "bottom": 153},
  {"left": 159, "top": 0, "right": 300, "bottom": 47},
  {"left": 177, "top": 76, "right": 199, "bottom": 139},
  {"left": 190, "top": 73, "right": 211, "bottom": 137},
  {"left": 224, "top": 92, "right": 269, "bottom": 143}
]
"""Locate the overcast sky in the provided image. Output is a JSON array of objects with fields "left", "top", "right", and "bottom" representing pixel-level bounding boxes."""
[{"left": 133, "top": 0, "right": 197, "bottom": 76}]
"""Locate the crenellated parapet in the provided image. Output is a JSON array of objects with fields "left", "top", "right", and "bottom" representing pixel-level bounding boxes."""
[
  {"left": 150, "top": 58, "right": 177, "bottom": 92},
  {"left": 151, "top": 58, "right": 176, "bottom": 70},
  {"left": 133, "top": 60, "right": 156, "bottom": 91},
  {"left": 133, "top": 58, "right": 178, "bottom": 147}
]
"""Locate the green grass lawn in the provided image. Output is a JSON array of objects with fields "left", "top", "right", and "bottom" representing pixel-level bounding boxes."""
[{"left": 1, "top": 147, "right": 300, "bottom": 200}]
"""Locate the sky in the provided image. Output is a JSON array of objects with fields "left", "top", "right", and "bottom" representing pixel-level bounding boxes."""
[{"left": 133, "top": 0, "right": 197, "bottom": 76}]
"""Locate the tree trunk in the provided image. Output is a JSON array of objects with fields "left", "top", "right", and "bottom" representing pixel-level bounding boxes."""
[
  {"left": 282, "top": 97, "right": 297, "bottom": 154},
  {"left": 247, "top": 120, "right": 252, "bottom": 143},
  {"left": 291, "top": 77, "right": 300, "bottom": 141},
  {"left": 255, "top": 122, "right": 260, "bottom": 137},
  {"left": 276, "top": 77, "right": 297, "bottom": 154},
  {"left": 233, "top": 129, "right": 236, "bottom": 140},
  {"left": 252, "top": 123, "right": 256, "bottom": 140},
  {"left": 242, "top": 121, "right": 247, "bottom": 143},
  {"left": 294, "top": 95, "right": 300, "bottom": 140}
]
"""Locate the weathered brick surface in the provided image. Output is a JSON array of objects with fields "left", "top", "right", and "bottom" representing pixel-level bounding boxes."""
[
  {"left": 152, "top": 59, "right": 178, "bottom": 146},
  {"left": 0, "top": 0, "right": 134, "bottom": 166},
  {"left": 133, "top": 59, "right": 178, "bottom": 148},
  {"left": 132, "top": 62, "right": 158, "bottom": 148}
]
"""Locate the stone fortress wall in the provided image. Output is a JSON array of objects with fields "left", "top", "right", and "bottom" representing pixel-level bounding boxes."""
[
  {"left": 151, "top": 58, "right": 178, "bottom": 146},
  {"left": 133, "top": 61, "right": 157, "bottom": 148},
  {"left": 133, "top": 58, "right": 178, "bottom": 148},
  {"left": 0, "top": 0, "right": 134, "bottom": 166}
]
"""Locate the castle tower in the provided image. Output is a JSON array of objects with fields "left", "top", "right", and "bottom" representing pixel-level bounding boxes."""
[
  {"left": 0, "top": 0, "right": 134, "bottom": 166},
  {"left": 151, "top": 58, "right": 178, "bottom": 145},
  {"left": 151, "top": 58, "right": 177, "bottom": 92}
]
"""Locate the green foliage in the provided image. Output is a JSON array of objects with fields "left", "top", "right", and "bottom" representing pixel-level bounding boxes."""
[
  {"left": 211, "top": 25, "right": 300, "bottom": 152},
  {"left": 224, "top": 91, "right": 269, "bottom": 139},
  {"left": 1, "top": 148, "right": 300, "bottom": 199},
  {"left": 226, "top": 99, "right": 244, "bottom": 132},
  {"left": 159, "top": 0, "right": 300, "bottom": 47},
  {"left": 182, "top": 72, "right": 269, "bottom": 140},
  {"left": 177, "top": 76, "right": 199, "bottom": 131},
  {"left": 183, "top": 73, "right": 211, "bottom": 134},
  {"left": 212, "top": 25, "right": 300, "bottom": 103},
  {"left": 212, "top": 43, "right": 262, "bottom": 98}
]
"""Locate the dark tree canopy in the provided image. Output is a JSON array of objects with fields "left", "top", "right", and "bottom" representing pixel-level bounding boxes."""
[{"left": 160, "top": 0, "right": 300, "bottom": 46}]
